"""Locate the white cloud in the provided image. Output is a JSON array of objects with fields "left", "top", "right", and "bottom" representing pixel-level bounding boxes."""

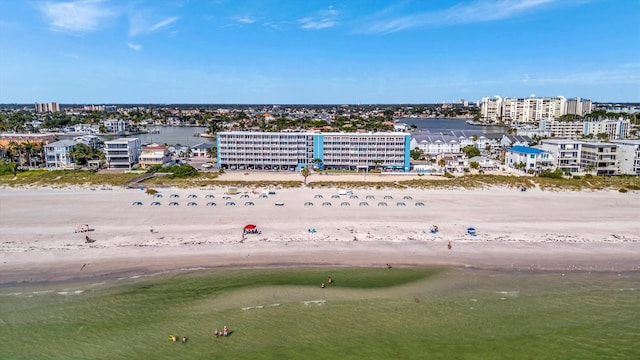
[
  {"left": 39, "top": 0, "right": 115, "bottom": 33},
  {"left": 299, "top": 6, "right": 339, "bottom": 30},
  {"left": 64, "top": 53, "right": 80, "bottom": 59},
  {"left": 127, "top": 43, "right": 142, "bottom": 51},
  {"left": 361, "top": 0, "right": 561, "bottom": 33},
  {"left": 129, "top": 15, "right": 179, "bottom": 36},
  {"left": 234, "top": 16, "right": 255, "bottom": 24}
]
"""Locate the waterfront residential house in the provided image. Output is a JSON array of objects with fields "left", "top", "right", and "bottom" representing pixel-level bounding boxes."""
[
  {"left": 45, "top": 139, "right": 78, "bottom": 169},
  {"left": 505, "top": 146, "right": 554, "bottom": 173},
  {"left": 217, "top": 131, "right": 411, "bottom": 172},
  {"left": 102, "top": 119, "right": 129, "bottom": 135},
  {"left": 139, "top": 145, "right": 171, "bottom": 169},
  {"left": 539, "top": 139, "right": 583, "bottom": 174},
  {"left": 611, "top": 140, "right": 640, "bottom": 176},
  {"left": 191, "top": 142, "right": 215, "bottom": 158},
  {"left": 468, "top": 156, "right": 499, "bottom": 170},
  {"left": 580, "top": 142, "right": 617, "bottom": 176},
  {"left": 435, "top": 152, "right": 469, "bottom": 173},
  {"left": 500, "top": 134, "right": 532, "bottom": 149},
  {"left": 104, "top": 138, "right": 140, "bottom": 169},
  {"left": 73, "top": 135, "right": 102, "bottom": 149}
]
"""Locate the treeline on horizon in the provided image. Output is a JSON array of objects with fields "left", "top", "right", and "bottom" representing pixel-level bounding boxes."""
[{"left": 2, "top": 102, "right": 639, "bottom": 110}]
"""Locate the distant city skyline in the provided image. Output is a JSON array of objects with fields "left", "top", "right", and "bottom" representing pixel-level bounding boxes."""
[{"left": 1, "top": 0, "right": 639, "bottom": 104}]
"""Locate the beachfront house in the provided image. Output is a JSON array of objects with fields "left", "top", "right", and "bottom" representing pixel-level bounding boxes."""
[
  {"left": 191, "top": 142, "right": 215, "bottom": 158},
  {"left": 45, "top": 139, "right": 78, "bottom": 169},
  {"left": 436, "top": 152, "right": 469, "bottom": 172},
  {"left": 505, "top": 146, "right": 554, "bottom": 173},
  {"left": 139, "top": 144, "right": 171, "bottom": 169},
  {"left": 468, "top": 156, "right": 499, "bottom": 170},
  {"left": 104, "top": 138, "right": 140, "bottom": 169}
]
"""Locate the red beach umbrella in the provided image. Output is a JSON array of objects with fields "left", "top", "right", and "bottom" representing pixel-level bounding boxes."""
[{"left": 244, "top": 224, "right": 257, "bottom": 230}]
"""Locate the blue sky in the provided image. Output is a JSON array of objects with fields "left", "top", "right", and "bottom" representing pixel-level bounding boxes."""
[{"left": 1, "top": 0, "right": 639, "bottom": 104}]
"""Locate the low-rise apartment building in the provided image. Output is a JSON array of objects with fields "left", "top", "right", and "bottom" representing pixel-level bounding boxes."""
[
  {"left": 139, "top": 145, "right": 171, "bottom": 169},
  {"left": 216, "top": 131, "right": 411, "bottom": 172},
  {"left": 44, "top": 139, "right": 78, "bottom": 169},
  {"left": 539, "top": 139, "right": 583, "bottom": 174},
  {"left": 104, "top": 138, "right": 140, "bottom": 169},
  {"left": 611, "top": 140, "right": 640, "bottom": 176},
  {"left": 580, "top": 142, "right": 617, "bottom": 176}
]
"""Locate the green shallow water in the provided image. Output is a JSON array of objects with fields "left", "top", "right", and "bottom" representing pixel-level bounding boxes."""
[{"left": 1, "top": 267, "right": 638, "bottom": 360}]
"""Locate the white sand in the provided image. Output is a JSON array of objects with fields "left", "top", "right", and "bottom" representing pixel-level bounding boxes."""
[{"left": 1, "top": 177, "right": 639, "bottom": 284}]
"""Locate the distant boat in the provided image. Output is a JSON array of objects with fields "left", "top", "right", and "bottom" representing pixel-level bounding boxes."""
[{"left": 193, "top": 132, "right": 201, "bottom": 137}]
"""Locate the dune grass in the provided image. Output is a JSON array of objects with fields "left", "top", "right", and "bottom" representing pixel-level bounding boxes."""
[
  {"left": 2, "top": 169, "right": 638, "bottom": 192},
  {"left": 1, "top": 267, "right": 639, "bottom": 360}
]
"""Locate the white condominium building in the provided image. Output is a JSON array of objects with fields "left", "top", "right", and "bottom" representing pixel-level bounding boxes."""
[
  {"left": 580, "top": 142, "right": 617, "bottom": 176},
  {"left": 583, "top": 118, "right": 630, "bottom": 140},
  {"left": 611, "top": 140, "right": 640, "bottom": 176},
  {"left": 481, "top": 96, "right": 567, "bottom": 124},
  {"left": 540, "top": 118, "right": 631, "bottom": 140},
  {"left": 540, "top": 139, "right": 583, "bottom": 174},
  {"left": 480, "top": 96, "right": 503, "bottom": 123},
  {"left": 217, "top": 132, "right": 411, "bottom": 172},
  {"left": 104, "top": 138, "right": 140, "bottom": 169}
]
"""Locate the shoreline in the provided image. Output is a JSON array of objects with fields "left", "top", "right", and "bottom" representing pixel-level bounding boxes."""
[{"left": 1, "top": 185, "right": 639, "bottom": 286}]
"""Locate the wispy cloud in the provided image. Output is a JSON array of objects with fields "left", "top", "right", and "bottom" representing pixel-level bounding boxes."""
[
  {"left": 299, "top": 6, "right": 339, "bottom": 30},
  {"left": 234, "top": 16, "right": 255, "bottom": 24},
  {"left": 64, "top": 53, "right": 80, "bottom": 59},
  {"left": 38, "top": 0, "right": 115, "bottom": 33},
  {"left": 127, "top": 43, "right": 142, "bottom": 51},
  {"left": 361, "top": 0, "right": 562, "bottom": 33},
  {"left": 129, "top": 14, "right": 179, "bottom": 36}
]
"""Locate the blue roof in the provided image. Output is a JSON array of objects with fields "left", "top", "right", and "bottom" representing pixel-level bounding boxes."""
[{"left": 509, "top": 146, "right": 544, "bottom": 155}]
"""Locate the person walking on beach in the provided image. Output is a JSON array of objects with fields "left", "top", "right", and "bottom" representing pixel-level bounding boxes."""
[{"left": 447, "top": 241, "right": 452, "bottom": 250}]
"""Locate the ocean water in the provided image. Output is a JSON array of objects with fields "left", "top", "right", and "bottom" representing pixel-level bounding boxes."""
[{"left": 1, "top": 267, "right": 637, "bottom": 359}]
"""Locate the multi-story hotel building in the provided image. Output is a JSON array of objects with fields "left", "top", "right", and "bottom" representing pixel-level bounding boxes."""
[
  {"left": 104, "top": 138, "right": 140, "bottom": 169},
  {"left": 216, "top": 132, "right": 411, "bottom": 172},
  {"left": 611, "top": 140, "right": 640, "bottom": 176}
]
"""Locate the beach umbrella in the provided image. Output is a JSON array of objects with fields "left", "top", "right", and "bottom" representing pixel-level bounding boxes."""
[{"left": 244, "top": 224, "right": 257, "bottom": 230}]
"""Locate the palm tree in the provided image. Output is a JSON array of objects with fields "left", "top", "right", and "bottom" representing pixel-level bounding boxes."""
[
  {"left": 206, "top": 146, "right": 217, "bottom": 160},
  {"left": 301, "top": 166, "right": 310, "bottom": 185},
  {"left": 312, "top": 158, "right": 323, "bottom": 170},
  {"left": 437, "top": 158, "right": 446, "bottom": 168},
  {"left": 372, "top": 159, "right": 383, "bottom": 171}
]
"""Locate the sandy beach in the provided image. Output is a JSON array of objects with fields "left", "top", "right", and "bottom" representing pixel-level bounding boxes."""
[{"left": 1, "top": 174, "right": 639, "bottom": 284}]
